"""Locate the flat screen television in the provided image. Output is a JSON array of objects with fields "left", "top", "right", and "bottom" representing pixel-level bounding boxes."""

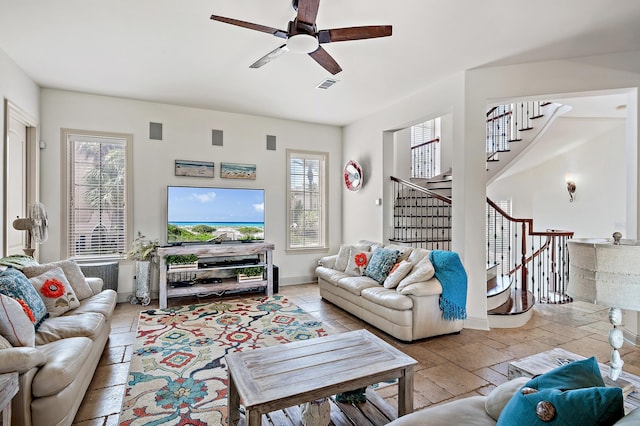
[{"left": 167, "top": 186, "right": 265, "bottom": 244}]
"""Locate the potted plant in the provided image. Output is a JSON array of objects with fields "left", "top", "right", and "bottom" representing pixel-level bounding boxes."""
[
  {"left": 165, "top": 254, "right": 199, "bottom": 270},
  {"left": 237, "top": 266, "right": 264, "bottom": 283},
  {"left": 125, "top": 232, "right": 159, "bottom": 306}
]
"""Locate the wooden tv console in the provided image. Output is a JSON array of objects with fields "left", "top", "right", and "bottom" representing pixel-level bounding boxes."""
[{"left": 157, "top": 242, "right": 275, "bottom": 309}]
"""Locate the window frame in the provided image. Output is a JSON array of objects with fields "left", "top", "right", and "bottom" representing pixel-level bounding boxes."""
[
  {"left": 286, "top": 149, "right": 329, "bottom": 253},
  {"left": 61, "top": 128, "right": 133, "bottom": 260}
]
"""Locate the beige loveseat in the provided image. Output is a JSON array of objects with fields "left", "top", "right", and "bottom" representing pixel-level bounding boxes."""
[
  {"left": 0, "top": 259, "right": 117, "bottom": 426},
  {"left": 387, "top": 376, "right": 640, "bottom": 425},
  {"left": 316, "top": 241, "right": 464, "bottom": 342}
]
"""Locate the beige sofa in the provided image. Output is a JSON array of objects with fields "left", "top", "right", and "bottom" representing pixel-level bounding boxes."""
[
  {"left": 0, "top": 260, "right": 117, "bottom": 426},
  {"left": 387, "top": 377, "right": 640, "bottom": 425},
  {"left": 316, "top": 241, "right": 464, "bottom": 342}
]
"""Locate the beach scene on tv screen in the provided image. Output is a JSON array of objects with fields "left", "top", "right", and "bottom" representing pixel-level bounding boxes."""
[{"left": 167, "top": 186, "right": 264, "bottom": 243}]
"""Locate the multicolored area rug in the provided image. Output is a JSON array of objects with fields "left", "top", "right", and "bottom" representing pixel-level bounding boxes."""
[{"left": 118, "top": 295, "right": 328, "bottom": 425}]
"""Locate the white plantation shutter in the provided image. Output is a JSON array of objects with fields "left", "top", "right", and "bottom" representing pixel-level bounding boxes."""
[
  {"left": 411, "top": 119, "right": 440, "bottom": 179},
  {"left": 65, "top": 130, "right": 131, "bottom": 259},
  {"left": 287, "top": 150, "right": 327, "bottom": 250}
]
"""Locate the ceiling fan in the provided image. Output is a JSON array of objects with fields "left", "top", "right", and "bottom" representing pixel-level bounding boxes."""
[{"left": 210, "top": 0, "right": 392, "bottom": 75}]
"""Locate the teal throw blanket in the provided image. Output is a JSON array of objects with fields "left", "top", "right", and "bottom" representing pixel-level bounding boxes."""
[{"left": 429, "top": 250, "right": 468, "bottom": 321}]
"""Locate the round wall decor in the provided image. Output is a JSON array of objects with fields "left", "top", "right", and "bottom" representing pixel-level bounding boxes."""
[{"left": 344, "top": 160, "right": 363, "bottom": 191}]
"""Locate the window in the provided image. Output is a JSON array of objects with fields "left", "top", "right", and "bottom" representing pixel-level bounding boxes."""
[
  {"left": 410, "top": 118, "right": 440, "bottom": 179},
  {"left": 287, "top": 150, "right": 328, "bottom": 251},
  {"left": 63, "top": 129, "right": 132, "bottom": 259}
]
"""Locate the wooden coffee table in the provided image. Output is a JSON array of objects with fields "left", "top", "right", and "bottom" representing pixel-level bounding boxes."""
[
  {"left": 225, "top": 329, "right": 417, "bottom": 426},
  {"left": 508, "top": 348, "right": 640, "bottom": 413}
]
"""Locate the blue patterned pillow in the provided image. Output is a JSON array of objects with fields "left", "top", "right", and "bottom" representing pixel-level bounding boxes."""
[
  {"left": 0, "top": 267, "right": 48, "bottom": 329},
  {"left": 365, "top": 248, "right": 399, "bottom": 284}
]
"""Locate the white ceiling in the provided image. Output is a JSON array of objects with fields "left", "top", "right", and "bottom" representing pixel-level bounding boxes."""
[{"left": 1, "top": 1, "right": 640, "bottom": 126}]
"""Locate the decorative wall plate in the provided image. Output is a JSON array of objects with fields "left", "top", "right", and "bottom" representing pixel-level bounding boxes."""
[{"left": 344, "top": 160, "right": 363, "bottom": 191}]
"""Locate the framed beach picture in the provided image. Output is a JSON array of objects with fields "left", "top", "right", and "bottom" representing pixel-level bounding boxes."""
[
  {"left": 220, "top": 162, "right": 257, "bottom": 180},
  {"left": 175, "top": 160, "right": 215, "bottom": 178}
]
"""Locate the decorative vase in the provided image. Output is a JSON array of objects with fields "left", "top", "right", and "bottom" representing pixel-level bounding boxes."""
[
  {"left": 300, "top": 397, "right": 331, "bottom": 426},
  {"left": 134, "top": 260, "right": 151, "bottom": 305}
]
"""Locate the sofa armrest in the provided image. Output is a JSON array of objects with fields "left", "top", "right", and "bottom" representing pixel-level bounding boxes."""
[
  {"left": 318, "top": 254, "right": 338, "bottom": 269},
  {"left": 397, "top": 277, "right": 442, "bottom": 297},
  {"left": 85, "top": 277, "right": 104, "bottom": 295},
  {"left": 0, "top": 347, "right": 45, "bottom": 374}
]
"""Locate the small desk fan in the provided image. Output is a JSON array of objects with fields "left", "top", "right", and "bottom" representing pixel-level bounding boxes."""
[{"left": 12, "top": 202, "right": 49, "bottom": 257}]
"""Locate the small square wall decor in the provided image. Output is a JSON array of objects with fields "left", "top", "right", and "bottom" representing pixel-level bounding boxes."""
[
  {"left": 220, "top": 162, "right": 256, "bottom": 180},
  {"left": 175, "top": 160, "right": 214, "bottom": 178}
]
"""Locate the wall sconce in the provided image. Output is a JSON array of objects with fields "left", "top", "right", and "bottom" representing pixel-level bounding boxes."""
[{"left": 565, "top": 175, "right": 576, "bottom": 202}]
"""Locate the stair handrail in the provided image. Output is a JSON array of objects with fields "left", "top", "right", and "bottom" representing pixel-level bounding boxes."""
[
  {"left": 390, "top": 176, "right": 451, "bottom": 204},
  {"left": 487, "top": 196, "right": 574, "bottom": 303}
]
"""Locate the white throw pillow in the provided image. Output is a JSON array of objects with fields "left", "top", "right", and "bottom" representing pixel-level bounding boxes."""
[
  {"left": 396, "top": 257, "right": 436, "bottom": 292},
  {"left": 29, "top": 267, "right": 80, "bottom": 317},
  {"left": 0, "top": 294, "right": 35, "bottom": 347},
  {"left": 23, "top": 260, "right": 93, "bottom": 300},
  {"left": 335, "top": 244, "right": 369, "bottom": 271},
  {"left": 345, "top": 250, "right": 373, "bottom": 276},
  {"left": 383, "top": 260, "right": 413, "bottom": 288}
]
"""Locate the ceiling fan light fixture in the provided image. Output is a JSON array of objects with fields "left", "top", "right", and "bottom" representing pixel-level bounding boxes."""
[{"left": 287, "top": 34, "right": 319, "bottom": 53}]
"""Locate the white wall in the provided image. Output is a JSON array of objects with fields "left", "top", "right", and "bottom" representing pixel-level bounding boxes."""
[
  {"left": 39, "top": 89, "right": 342, "bottom": 301},
  {"left": 0, "top": 48, "right": 40, "bottom": 257},
  {"left": 488, "top": 121, "right": 627, "bottom": 238}
]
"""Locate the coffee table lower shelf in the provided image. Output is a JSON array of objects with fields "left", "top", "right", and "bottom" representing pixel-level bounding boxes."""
[{"left": 235, "top": 388, "right": 396, "bottom": 426}]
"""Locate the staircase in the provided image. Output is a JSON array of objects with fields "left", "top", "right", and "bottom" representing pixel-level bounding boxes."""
[
  {"left": 389, "top": 99, "right": 574, "bottom": 328},
  {"left": 486, "top": 101, "right": 570, "bottom": 183}
]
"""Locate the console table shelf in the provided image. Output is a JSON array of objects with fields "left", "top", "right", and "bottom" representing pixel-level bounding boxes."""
[{"left": 158, "top": 242, "right": 275, "bottom": 309}]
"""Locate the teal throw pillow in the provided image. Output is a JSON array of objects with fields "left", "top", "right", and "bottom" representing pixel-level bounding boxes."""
[
  {"left": 364, "top": 248, "right": 399, "bottom": 284},
  {"left": 0, "top": 267, "right": 48, "bottom": 329},
  {"left": 497, "top": 357, "right": 624, "bottom": 426}
]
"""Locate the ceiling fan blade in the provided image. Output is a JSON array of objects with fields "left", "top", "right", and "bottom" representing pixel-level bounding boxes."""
[
  {"left": 250, "top": 44, "right": 289, "bottom": 69},
  {"left": 318, "top": 25, "right": 392, "bottom": 43},
  {"left": 309, "top": 46, "right": 342, "bottom": 75},
  {"left": 296, "top": 0, "right": 320, "bottom": 25},
  {"left": 210, "top": 15, "right": 288, "bottom": 39}
]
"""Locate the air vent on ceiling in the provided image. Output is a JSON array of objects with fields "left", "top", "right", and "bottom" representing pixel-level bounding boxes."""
[{"left": 316, "top": 78, "right": 339, "bottom": 90}]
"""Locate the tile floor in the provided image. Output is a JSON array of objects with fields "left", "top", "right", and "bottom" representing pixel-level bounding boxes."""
[{"left": 73, "top": 284, "right": 640, "bottom": 425}]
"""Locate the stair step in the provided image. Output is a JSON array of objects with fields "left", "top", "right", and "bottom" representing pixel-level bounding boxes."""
[
  {"left": 507, "top": 138, "right": 522, "bottom": 142},
  {"left": 389, "top": 238, "right": 451, "bottom": 244},
  {"left": 530, "top": 114, "right": 544, "bottom": 119},
  {"left": 488, "top": 288, "right": 535, "bottom": 316},
  {"left": 519, "top": 127, "right": 533, "bottom": 131}
]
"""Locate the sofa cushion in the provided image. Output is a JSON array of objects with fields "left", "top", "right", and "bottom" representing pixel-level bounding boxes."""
[
  {"left": 365, "top": 248, "right": 399, "bottom": 284},
  {"left": 361, "top": 287, "right": 413, "bottom": 310},
  {"left": 67, "top": 289, "right": 117, "bottom": 318},
  {"left": 23, "top": 260, "right": 94, "bottom": 300},
  {"left": 32, "top": 336, "right": 93, "bottom": 397},
  {"left": 0, "top": 294, "right": 36, "bottom": 346},
  {"left": 316, "top": 266, "right": 351, "bottom": 286},
  {"left": 398, "top": 277, "right": 442, "bottom": 297},
  {"left": 337, "top": 276, "right": 380, "bottom": 296},
  {"left": 28, "top": 267, "right": 80, "bottom": 317},
  {"left": 387, "top": 396, "right": 492, "bottom": 426},
  {"left": 383, "top": 260, "right": 413, "bottom": 289},
  {"left": 497, "top": 357, "right": 624, "bottom": 426},
  {"left": 397, "top": 257, "right": 436, "bottom": 292},
  {"left": 345, "top": 250, "right": 372, "bottom": 276},
  {"left": 0, "top": 268, "right": 48, "bottom": 329},
  {"left": 35, "top": 312, "right": 107, "bottom": 344}
]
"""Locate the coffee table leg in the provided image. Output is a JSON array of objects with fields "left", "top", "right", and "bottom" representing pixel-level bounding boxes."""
[
  {"left": 228, "top": 372, "right": 240, "bottom": 425},
  {"left": 398, "top": 366, "right": 414, "bottom": 416},
  {"left": 246, "top": 409, "right": 261, "bottom": 426}
]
